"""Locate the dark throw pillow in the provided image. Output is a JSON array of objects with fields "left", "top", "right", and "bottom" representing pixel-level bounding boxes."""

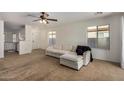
[{"left": 76, "top": 49, "right": 83, "bottom": 55}]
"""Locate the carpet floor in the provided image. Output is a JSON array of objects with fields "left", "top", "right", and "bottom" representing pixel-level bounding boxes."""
[{"left": 0, "top": 49, "right": 124, "bottom": 81}]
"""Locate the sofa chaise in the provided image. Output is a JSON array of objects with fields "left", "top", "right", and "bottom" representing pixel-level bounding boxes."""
[{"left": 46, "top": 45, "right": 91, "bottom": 70}]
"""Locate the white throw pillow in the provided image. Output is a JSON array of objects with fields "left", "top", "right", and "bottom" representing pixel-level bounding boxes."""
[{"left": 71, "top": 46, "right": 77, "bottom": 52}]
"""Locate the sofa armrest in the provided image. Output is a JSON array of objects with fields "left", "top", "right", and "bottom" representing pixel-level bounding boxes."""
[
  {"left": 83, "top": 51, "right": 91, "bottom": 66},
  {"left": 46, "top": 46, "right": 53, "bottom": 54}
]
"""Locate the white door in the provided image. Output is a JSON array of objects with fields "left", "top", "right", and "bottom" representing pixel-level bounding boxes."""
[
  {"left": 32, "top": 30, "right": 41, "bottom": 49},
  {"left": 0, "top": 21, "right": 4, "bottom": 58}
]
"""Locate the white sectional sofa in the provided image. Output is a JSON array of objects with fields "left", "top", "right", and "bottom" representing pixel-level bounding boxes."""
[{"left": 46, "top": 45, "right": 91, "bottom": 70}]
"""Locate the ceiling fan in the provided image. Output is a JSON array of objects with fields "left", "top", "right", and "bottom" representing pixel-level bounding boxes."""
[{"left": 27, "top": 12, "right": 58, "bottom": 24}]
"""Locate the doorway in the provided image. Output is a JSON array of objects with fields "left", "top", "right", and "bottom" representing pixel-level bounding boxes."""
[
  {"left": 32, "top": 30, "right": 41, "bottom": 50},
  {"left": 4, "top": 22, "right": 25, "bottom": 57}
]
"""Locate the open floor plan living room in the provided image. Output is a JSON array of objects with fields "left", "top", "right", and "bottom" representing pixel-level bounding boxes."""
[{"left": 0, "top": 12, "right": 124, "bottom": 80}]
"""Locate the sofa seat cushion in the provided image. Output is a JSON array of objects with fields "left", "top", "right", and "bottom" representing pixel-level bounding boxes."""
[
  {"left": 59, "top": 50, "right": 69, "bottom": 54},
  {"left": 67, "top": 51, "right": 77, "bottom": 55},
  {"left": 47, "top": 48, "right": 69, "bottom": 55},
  {"left": 60, "top": 53, "right": 83, "bottom": 62}
]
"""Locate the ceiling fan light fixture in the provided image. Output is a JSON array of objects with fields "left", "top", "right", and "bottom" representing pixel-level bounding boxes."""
[
  {"left": 42, "top": 19, "right": 47, "bottom": 24},
  {"left": 39, "top": 19, "right": 47, "bottom": 24},
  {"left": 39, "top": 20, "right": 43, "bottom": 23}
]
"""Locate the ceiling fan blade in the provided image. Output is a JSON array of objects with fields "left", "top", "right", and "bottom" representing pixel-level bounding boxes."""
[
  {"left": 32, "top": 19, "right": 41, "bottom": 22},
  {"left": 27, "top": 14, "right": 40, "bottom": 18},
  {"left": 47, "top": 18, "right": 57, "bottom": 21}
]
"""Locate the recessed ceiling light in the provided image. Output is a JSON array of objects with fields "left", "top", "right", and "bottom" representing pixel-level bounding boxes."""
[{"left": 95, "top": 12, "right": 103, "bottom": 15}]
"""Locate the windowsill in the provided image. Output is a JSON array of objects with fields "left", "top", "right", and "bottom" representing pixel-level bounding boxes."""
[{"left": 91, "top": 48, "right": 110, "bottom": 51}]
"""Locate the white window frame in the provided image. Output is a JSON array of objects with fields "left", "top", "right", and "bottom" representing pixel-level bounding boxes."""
[
  {"left": 87, "top": 24, "right": 110, "bottom": 50},
  {"left": 48, "top": 31, "right": 56, "bottom": 46}
]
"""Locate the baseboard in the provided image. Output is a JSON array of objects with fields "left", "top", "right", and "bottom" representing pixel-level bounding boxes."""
[{"left": 93, "top": 58, "right": 120, "bottom": 63}]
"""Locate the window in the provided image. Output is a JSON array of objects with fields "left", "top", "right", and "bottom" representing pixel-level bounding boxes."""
[
  {"left": 13, "top": 34, "right": 17, "bottom": 42},
  {"left": 48, "top": 31, "right": 56, "bottom": 46},
  {"left": 88, "top": 25, "right": 110, "bottom": 49}
]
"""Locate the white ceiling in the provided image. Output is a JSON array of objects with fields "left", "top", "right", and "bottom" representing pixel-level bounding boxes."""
[{"left": 0, "top": 12, "right": 115, "bottom": 29}]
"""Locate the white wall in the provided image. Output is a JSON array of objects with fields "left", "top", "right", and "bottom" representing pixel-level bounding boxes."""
[
  {"left": 45, "top": 14, "right": 122, "bottom": 63},
  {"left": 19, "top": 25, "right": 32, "bottom": 55},
  {"left": 31, "top": 26, "right": 42, "bottom": 49},
  {"left": 40, "top": 28, "right": 47, "bottom": 49},
  {"left": 0, "top": 20, "right": 4, "bottom": 58},
  {"left": 54, "top": 23, "right": 87, "bottom": 46},
  {"left": 28, "top": 25, "right": 47, "bottom": 50},
  {"left": 121, "top": 16, "right": 124, "bottom": 68},
  {"left": 85, "top": 14, "right": 121, "bottom": 62}
]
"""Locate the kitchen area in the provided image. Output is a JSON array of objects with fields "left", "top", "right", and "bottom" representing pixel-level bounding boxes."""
[{"left": 4, "top": 22, "right": 25, "bottom": 56}]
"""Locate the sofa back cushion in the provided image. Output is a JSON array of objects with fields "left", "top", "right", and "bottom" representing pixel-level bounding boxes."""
[
  {"left": 52, "top": 44, "right": 76, "bottom": 52},
  {"left": 53, "top": 45, "right": 62, "bottom": 49}
]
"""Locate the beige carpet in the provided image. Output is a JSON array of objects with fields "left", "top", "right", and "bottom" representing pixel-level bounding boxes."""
[{"left": 0, "top": 49, "right": 124, "bottom": 81}]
